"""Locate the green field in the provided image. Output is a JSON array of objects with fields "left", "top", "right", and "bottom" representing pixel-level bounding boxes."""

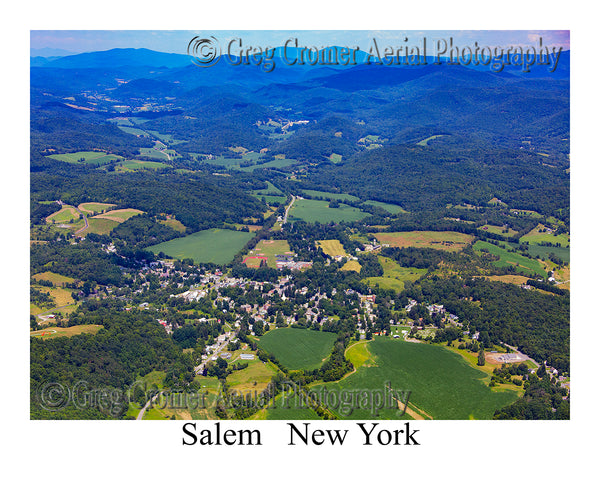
[
  {"left": 116, "top": 160, "right": 171, "bottom": 171},
  {"left": 147, "top": 228, "right": 254, "bottom": 265},
  {"left": 117, "top": 125, "right": 150, "bottom": 137},
  {"left": 83, "top": 218, "right": 121, "bottom": 236},
  {"left": 314, "top": 337, "right": 518, "bottom": 419},
  {"left": 524, "top": 243, "right": 570, "bottom": 263},
  {"left": 473, "top": 240, "right": 547, "bottom": 276},
  {"left": 30, "top": 325, "right": 103, "bottom": 339},
  {"left": 289, "top": 199, "right": 370, "bottom": 224},
  {"left": 239, "top": 157, "right": 298, "bottom": 172},
  {"left": 93, "top": 208, "right": 144, "bottom": 223},
  {"left": 362, "top": 200, "right": 407, "bottom": 214},
  {"left": 329, "top": 153, "right": 343, "bottom": 163},
  {"left": 302, "top": 190, "right": 361, "bottom": 202},
  {"left": 32, "top": 271, "right": 75, "bottom": 287},
  {"left": 258, "top": 328, "right": 337, "bottom": 371},
  {"left": 364, "top": 256, "right": 427, "bottom": 292},
  {"left": 46, "top": 205, "right": 80, "bottom": 224},
  {"left": 520, "top": 224, "right": 570, "bottom": 247},
  {"left": 252, "top": 194, "right": 286, "bottom": 206},
  {"left": 139, "top": 147, "right": 172, "bottom": 160},
  {"left": 478, "top": 224, "right": 519, "bottom": 237},
  {"left": 253, "top": 181, "right": 283, "bottom": 195},
  {"left": 47, "top": 151, "right": 122, "bottom": 165}
]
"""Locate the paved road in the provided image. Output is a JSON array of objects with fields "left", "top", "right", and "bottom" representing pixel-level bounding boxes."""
[
  {"left": 194, "top": 331, "right": 236, "bottom": 375},
  {"left": 283, "top": 195, "right": 296, "bottom": 224},
  {"left": 136, "top": 392, "right": 161, "bottom": 420}
]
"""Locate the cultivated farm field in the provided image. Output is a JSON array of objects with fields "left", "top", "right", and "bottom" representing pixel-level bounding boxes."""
[
  {"left": 289, "top": 199, "right": 369, "bottom": 223},
  {"left": 258, "top": 328, "right": 337, "bottom": 371},
  {"left": 147, "top": 228, "right": 254, "bottom": 265}
]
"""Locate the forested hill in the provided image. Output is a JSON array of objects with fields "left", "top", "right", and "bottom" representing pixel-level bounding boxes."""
[{"left": 301, "top": 140, "right": 570, "bottom": 220}]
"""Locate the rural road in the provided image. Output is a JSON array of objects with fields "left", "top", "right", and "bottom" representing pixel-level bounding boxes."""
[
  {"left": 136, "top": 392, "right": 161, "bottom": 420},
  {"left": 74, "top": 212, "right": 89, "bottom": 236},
  {"left": 283, "top": 195, "right": 296, "bottom": 224}
]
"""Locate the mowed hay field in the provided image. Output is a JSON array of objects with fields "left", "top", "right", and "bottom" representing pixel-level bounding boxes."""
[
  {"left": 362, "top": 200, "right": 407, "bottom": 214},
  {"left": 147, "top": 228, "right": 254, "bottom": 265},
  {"left": 375, "top": 231, "right": 474, "bottom": 252},
  {"left": 317, "top": 337, "right": 518, "bottom": 420},
  {"left": 258, "top": 328, "right": 338, "bottom": 371},
  {"left": 30, "top": 325, "right": 103, "bottom": 339},
  {"left": 317, "top": 239, "right": 347, "bottom": 257},
  {"left": 289, "top": 199, "right": 369, "bottom": 223},
  {"left": 246, "top": 239, "right": 293, "bottom": 268}
]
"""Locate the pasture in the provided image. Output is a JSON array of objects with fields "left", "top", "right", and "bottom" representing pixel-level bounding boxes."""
[
  {"left": 473, "top": 240, "right": 547, "bottom": 277},
  {"left": 239, "top": 157, "right": 298, "bottom": 172},
  {"left": 288, "top": 199, "right": 369, "bottom": 224},
  {"left": 227, "top": 355, "right": 278, "bottom": 395},
  {"left": 374, "top": 231, "right": 474, "bottom": 252},
  {"left": 416, "top": 134, "right": 447, "bottom": 146},
  {"left": 147, "top": 228, "right": 254, "bottom": 265},
  {"left": 253, "top": 181, "right": 283, "bottom": 195},
  {"left": 315, "top": 337, "right": 518, "bottom": 420},
  {"left": 46, "top": 151, "right": 122, "bottom": 165},
  {"left": 257, "top": 328, "right": 337, "bottom": 371},
  {"left": 158, "top": 216, "right": 186, "bottom": 233},
  {"left": 364, "top": 256, "right": 427, "bottom": 292},
  {"left": 84, "top": 218, "right": 121, "bottom": 236},
  {"left": 116, "top": 160, "right": 171, "bottom": 171}
]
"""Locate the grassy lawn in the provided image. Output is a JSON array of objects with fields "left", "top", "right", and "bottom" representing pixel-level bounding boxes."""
[
  {"left": 302, "top": 189, "right": 361, "bottom": 202},
  {"left": 258, "top": 328, "right": 337, "bottom": 371},
  {"left": 375, "top": 231, "right": 474, "bottom": 252},
  {"left": 473, "top": 240, "right": 547, "bottom": 277},
  {"left": 147, "top": 228, "right": 254, "bottom": 265},
  {"left": 289, "top": 198, "right": 369, "bottom": 223},
  {"left": 362, "top": 200, "right": 407, "bottom": 214},
  {"left": 245, "top": 239, "right": 293, "bottom": 268},
  {"left": 314, "top": 337, "right": 518, "bottom": 420},
  {"left": 364, "top": 256, "right": 427, "bottom": 292}
]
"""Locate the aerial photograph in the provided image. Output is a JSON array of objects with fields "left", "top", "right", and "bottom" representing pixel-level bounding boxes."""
[{"left": 29, "top": 30, "right": 570, "bottom": 421}]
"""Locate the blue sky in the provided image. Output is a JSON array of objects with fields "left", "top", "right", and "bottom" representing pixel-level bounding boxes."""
[{"left": 30, "top": 30, "right": 570, "bottom": 55}]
